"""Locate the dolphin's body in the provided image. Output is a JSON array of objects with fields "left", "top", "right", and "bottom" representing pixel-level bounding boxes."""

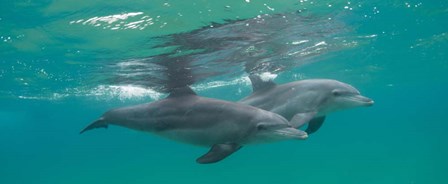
[
  {"left": 81, "top": 87, "right": 307, "bottom": 164},
  {"left": 240, "top": 75, "right": 374, "bottom": 134}
]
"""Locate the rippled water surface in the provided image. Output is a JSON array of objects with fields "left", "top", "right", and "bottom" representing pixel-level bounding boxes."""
[{"left": 1, "top": 0, "right": 447, "bottom": 183}]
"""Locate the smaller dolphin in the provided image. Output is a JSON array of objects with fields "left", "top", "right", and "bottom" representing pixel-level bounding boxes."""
[
  {"left": 81, "top": 86, "right": 307, "bottom": 164},
  {"left": 240, "top": 75, "right": 374, "bottom": 134}
]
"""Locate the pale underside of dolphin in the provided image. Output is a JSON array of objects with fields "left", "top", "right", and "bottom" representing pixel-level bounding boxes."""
[
  {"left": 81, "top": 87, "right": 308, "bottom": 164},
  {"left": 240, "top": 75, "right": 374, "bottom": 134}
]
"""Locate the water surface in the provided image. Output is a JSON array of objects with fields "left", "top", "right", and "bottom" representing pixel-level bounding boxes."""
[{"left": 1, "top": 0, "right": 447, "bottom": 183}]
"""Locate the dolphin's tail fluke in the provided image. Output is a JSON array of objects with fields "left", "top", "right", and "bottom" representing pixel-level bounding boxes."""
[{"left": 80, "top": 118, "right": 108, "bottom": 134}]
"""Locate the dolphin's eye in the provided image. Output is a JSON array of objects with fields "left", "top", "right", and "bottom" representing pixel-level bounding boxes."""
[
  {"left": 257, "top": 124, "right": 267, "bottom": 130},
  {"left": 332, "top": 90, "right": 342, "bottom": 96}
]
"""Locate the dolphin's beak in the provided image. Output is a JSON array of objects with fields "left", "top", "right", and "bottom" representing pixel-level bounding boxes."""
[
  {"left": 353, "top": 95, "right": 374, "bottom": 106},
  {"left": 275, "top": 128, "right": 308, "bottom": 140},
  {"left": 298, "top": 131, "right": 309, "bottom": 139}
]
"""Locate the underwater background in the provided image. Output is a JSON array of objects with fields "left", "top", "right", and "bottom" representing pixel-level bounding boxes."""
[{"left": 1, "top": 0, "right": 447, "bottom": 183}]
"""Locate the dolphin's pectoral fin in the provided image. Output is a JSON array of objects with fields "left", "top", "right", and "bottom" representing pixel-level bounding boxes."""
[
  {"left": 305, "top": 116, "right": 326, "bottom": 134},
  {"left": 80, "top": 119, "right": 108, "bottom": 134},
  {"left": 196, "top": 143, "right": 242, "bottom": 164},
  {"left": 289, "top": 112, "right": 317, "bottom": 128}
]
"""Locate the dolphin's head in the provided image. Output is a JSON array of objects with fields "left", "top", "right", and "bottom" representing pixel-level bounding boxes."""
[
  {"left": 319, "top": 80, "right": 374, "bottom": 114},
  {"left": 246, "top": 122, "right": 308, "bottom": 144}
]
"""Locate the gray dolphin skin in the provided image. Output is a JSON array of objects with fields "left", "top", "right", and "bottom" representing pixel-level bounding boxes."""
[
  {"left": 80, "top": 86, "right": 307, "bottom": 164},
  {"left": 240, "top": 75, "right": 374, "bottom": 134}
]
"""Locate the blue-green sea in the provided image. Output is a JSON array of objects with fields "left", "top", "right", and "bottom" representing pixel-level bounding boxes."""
[{"left": 1, "top": 0, "right": 447, "bottom": 183}]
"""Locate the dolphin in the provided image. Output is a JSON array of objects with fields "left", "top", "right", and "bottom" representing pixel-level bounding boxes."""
[
  {"left": 239, "top": 75, "right": 374, "bottom": 134},
  {"left": 80, "top": 86, "right": 308, "bottom": 164}
]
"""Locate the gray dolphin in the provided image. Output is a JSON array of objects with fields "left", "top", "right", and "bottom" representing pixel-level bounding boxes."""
[
  {"left": 240, "top": 75, "right": 374, "bottom": 134},
  {"left": 81, "top": 86, "right": 307, "bottom": 164}
]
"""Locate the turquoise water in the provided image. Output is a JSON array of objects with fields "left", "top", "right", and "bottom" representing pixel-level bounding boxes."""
[{"left": 1, "top": 0, "right": 447, "bottom": 183}]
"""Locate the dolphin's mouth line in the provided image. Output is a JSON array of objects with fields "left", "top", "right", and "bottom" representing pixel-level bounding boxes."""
[
  {"left": 274, "top": 129, "right": 308, "bottom": 139},
  {"left": 346, "top": 95, "right": 374, "bottom": 106}
]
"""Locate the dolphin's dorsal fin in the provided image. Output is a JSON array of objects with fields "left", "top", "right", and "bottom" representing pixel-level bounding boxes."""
[
  {"left": 168, "top": 86, "right": 197, "bottom": 98},
  {"left": 249, "top": 74, "right": 276, "bottom": 92}
]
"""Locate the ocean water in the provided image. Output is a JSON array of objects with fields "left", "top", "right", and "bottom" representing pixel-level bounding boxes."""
[{"left": 1, "top": 0, "right": 447, "bottom": 183}]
